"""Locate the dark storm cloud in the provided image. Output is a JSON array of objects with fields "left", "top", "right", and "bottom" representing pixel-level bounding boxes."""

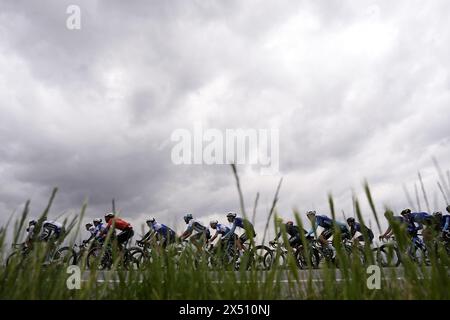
[{"left": 0, "top": 0, "right": 449, "bottom": 239}]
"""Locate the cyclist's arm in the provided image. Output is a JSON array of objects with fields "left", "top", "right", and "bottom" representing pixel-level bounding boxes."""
[
  {"left": 141, "top": 230, "right": 153, "bottom": 242},
  {"left": 210, "top": 231, "right": 219, "bottom": 243},
  {"left": 443, "top": 217, "right": 449, "bottom": 232},
  {"left": 306, "top": 223, "right": 317, "bottom": 238},
  {"left": 224, "top": 223, "right": 237, "bottom": 239},
  {"left": 181, "top": 227, "right": 193, "bottom": 240}
]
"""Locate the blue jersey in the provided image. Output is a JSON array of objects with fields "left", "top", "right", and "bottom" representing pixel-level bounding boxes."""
[
  {"left": 215, "top": 223, "right": 230, "bottom": 236},
  {"left": 151, "top": 222, "right": 170, "bottom": 236},
  {"left": 410, "top": 212, "right": 432, "bottom": 224},
  {"left": 441, "top": 215, "right": 450, "bottom": 232},
  {"left": 307, "top": 215, "right": 335, "bottom": 237},
  {"left": 226, "top": 217, "right": 254, "bottom": 238}
]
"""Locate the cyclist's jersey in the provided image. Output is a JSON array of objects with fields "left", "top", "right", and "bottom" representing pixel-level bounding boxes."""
[
  {"left": 94, "top": 223, "right": 107, "bottom": 239},
  {"left": 107, "top": 218, "right": 132, "bottom": 231},
  {"left": 410, "top": 212, "right": 433, "bottom": 224},
  {"left": 88, "top": 226, "right": 95, "bottom": 236},
  {"left": 315, "top": 215, "right": 334, "bottom": 229},
  {"left": 276, "top": 224, "right": 307, "bottom": 239},
  {"left": 186, "top": 219, "right": 208, "bottom": 234},
  {"left": 307, "top": 215, "right": 349, "bottom": 237},
  {"left": 350, "top": 222, "right": 373, "bottom": 237},
  {"left": 150, "top": 222, "right": 173, "bottom": 237},
  {"left": 215, "top": 223, "right": 230, "bottom": 236},
  {"left": 43, "top": 220, "right": 63, "bottom": 232},
  {"left": 227, "top": 217, "right": 255, "bottom": 238},
  {"left": 440, "top": 214, "right": 450, "bottom": 232}
]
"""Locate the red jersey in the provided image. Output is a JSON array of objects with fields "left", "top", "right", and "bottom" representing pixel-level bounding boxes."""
[{"left": 107, "top": 218, "right": 132, "bottom": 231}]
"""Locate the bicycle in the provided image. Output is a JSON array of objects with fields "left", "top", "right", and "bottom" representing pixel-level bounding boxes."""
[{"left": 86, "top": 239, "right": 140, "bottom": 270}]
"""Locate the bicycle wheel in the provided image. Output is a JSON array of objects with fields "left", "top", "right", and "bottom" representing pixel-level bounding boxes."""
[
  {"left": 5, "top": 251, "right": 20, "bottom": 267},
  {"left": 409, "top": 245, "right": 430, "bottom": 266},
  {"left": 87, "top": 247, "right": 112, "bottom": 270},
  {"left": 248, "top": 245, "right": 272, "bottom": 270},
  {"left": 376, "top": 245, "right": 401, "bottom": 267},
  {"left": 296, "top": 247, "right": 320, "bottom": 269},
  {"left": 53, "top": 247, "right": 76, "bottom": 266},
  {"left": 124, "top": 249, "right": 143, "bottom": 270}
]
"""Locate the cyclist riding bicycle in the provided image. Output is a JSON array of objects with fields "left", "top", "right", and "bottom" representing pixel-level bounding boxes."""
[
  {"left": 305, "top": 211, "right": 350, "bottom": 259},
  {"left": 140, "top": 218, "right": 177, "bottom": 248},
  {"left": 346, "top": 217, "right": 374, "bottom": 244},
  {"left": 180, "top": 214, "right": 211, "bottom": 250},
  {"left": 209, "top": 220, "right": 236, "bottom": 251},
  {"left": 83, "top": 222, "right": 96, "bottom": 244},
  {"left": 270, "top": 220, "right": 310, "bottom": 248},
  {"left": 401, "top": 209, "right": 433, "bottom": 242},
  {"left": 102, "top": 213, "right": 134, "bottom": 250},
  {"left": 433, "top": 211, "right": 450, "bottom": 239},
  {"left": 93, "top": 218, "right": 107, "bottom": 243},
  {"left": 25, "top": 219, "right": 37, "bottom": 248},
  {"left": 379, "top": 211, "right": 407, "bottom": 240},
  {"left": 224, "top": 212, "right": 256, "bottom": 256}
]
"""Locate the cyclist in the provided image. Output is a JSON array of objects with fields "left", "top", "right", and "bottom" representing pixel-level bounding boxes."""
[
  {"left": 433, "top": 211, "right": 450, "bottom": 238},
  {"left": 379, "top": 211, "right": 406, "bottom": 240},
  {"left": 209, "top": 220, "right": 236, "bottom": 251},
  {"left": 140, "top": 218, "right": 177, "bottom": 248},
  {"left": 224, "top": 212, "right": 256, "bottom": 256},
  {"left": 305, "top": 211, "right": 350, "bottom": 259},
  {"left": 400, "top": 209, "right": 433, "bottom": 242},
  {"left": 346, "top": 217, "right": 374, "bottom": 244},
  {"left": 103, "top": 213, "right": 134, "bottom": 250},
  {"left": 270, "top": 220, "right": 310, "bottom": 249},
  {"left": 25, "top": 219, "right": 37, "bottom": 248},
  {"left": 83, "top": 222, "right": 96, "bottom": 245},
  {"left": 93, "top": 218, "right": 107, "bottom": 243},
  {"left": 180, "top": 214, "right": 211, "bottom": 250},
  {"left": 400, "top": 209, "right": 430, "bottom": 257},
  {"left": 39, "top": 220, "right": 64, "bottom": 242}
]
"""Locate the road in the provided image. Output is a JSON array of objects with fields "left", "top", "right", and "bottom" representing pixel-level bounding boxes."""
[{"left": 82, "top": 266, "right": 443, "bottom": 284}]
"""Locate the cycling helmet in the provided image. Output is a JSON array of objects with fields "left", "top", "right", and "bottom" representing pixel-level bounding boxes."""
[
  {"left": 226, "top": 212, "right": 237, "bottom": 218},
  {"left": 146, "top": 218, "right": 156, "bottom": 224},
  {"left": 347, "top": 217, "right": 355, "bottom": 224},
  {"left": 29, "top": 219, "right": 37, "bottom": 226},
  {"left": 85, "top": 222, "right": 93, "bottom": 227},
  {"left": 184, "top": 213, "right": 193, "bottom": 223},
  {"left": 433, "top": 211, "right": 442, "bottom": 218},
  {"left": 210, "top": 220, "right": 218, "bottom": 226},
  {"left": 306, "top": 210, "right": 316, "bottom": 217},
  {"left": 93, "top": 218, "right": 102, "bottom": 224},
  {"left": 400, "top": 209, "right": 411, "bottom": 216},
  {"left": 105, "top": 212, "right": 115, "bottom": 219},
  {"left": 286, "top": 221, "right": 294, "bottom": 226}
]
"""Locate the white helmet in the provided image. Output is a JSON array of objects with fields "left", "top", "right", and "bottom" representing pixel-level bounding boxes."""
[
  {"left": 306, "top": 210, "right": 316, "bottom": 216},
  {"left": 226, "top": 212, "right": 237, "bottom": 218},
  {"left": 210, "top": 220, "right": 218, "bottom": 225},
  {"left": 93, "top": 218, "right": 102, "bottom": 224}
]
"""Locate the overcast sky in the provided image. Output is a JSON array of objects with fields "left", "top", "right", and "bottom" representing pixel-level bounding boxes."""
[{"left": 1, "top": 0, "right": 449, "bottom": 241}]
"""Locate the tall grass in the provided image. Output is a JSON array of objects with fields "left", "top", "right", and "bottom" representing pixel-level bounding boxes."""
[{"left": 0, "top": 180, "right": 449, "bottom": 300}]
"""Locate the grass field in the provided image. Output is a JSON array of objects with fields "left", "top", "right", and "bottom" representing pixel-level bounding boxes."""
[{"left": 1, "top": 184, "right": 449, "bottom": 301}]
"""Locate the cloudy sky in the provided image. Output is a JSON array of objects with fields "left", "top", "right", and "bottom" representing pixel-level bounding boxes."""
[{"left": 1, "top": 0, "right": 449, "bottom": 240}]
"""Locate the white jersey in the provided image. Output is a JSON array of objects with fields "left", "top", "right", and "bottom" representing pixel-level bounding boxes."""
[
  {"left": 151, "top": 222, "right": 164, "bottom": 232},
  {"left": 187, "top": 219, "right": 207, "bottom": 233},
  {"left": 43, "top": 220, "right": 63, "bottom": 230}
]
